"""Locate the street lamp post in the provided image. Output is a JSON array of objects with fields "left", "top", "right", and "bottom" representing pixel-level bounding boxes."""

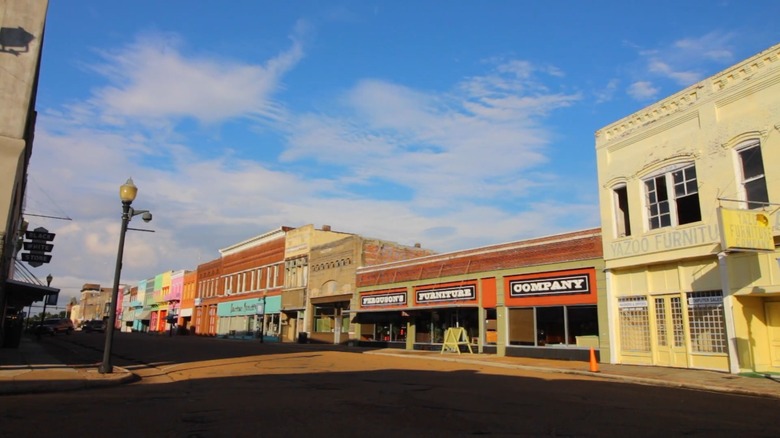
[
  {"left": 99, "top": 178, "right": 152, "bottom": 374},
  {"left": 35, "top": 274, "right": 53, "bottom": 340},
  {"left": 40, "top": 273, "right": 53, "bottom": 321}
]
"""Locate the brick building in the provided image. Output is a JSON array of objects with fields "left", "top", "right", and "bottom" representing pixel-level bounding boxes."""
[{"left": 355, "top": 228, "right": 607, "bottom": 360}]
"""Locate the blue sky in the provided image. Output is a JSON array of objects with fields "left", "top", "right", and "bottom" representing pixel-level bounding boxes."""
[{"left": 23, "top": 1, "right": 780, "bottom": 303}]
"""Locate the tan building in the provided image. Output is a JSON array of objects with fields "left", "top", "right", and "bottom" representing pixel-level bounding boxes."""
[
  {"left": 0, "top": 0, "right": 52, "bottom": 347},
  {"left": 596, "top": 43, "right": 780, "bottom": 372},
  {"left": 307, "top": 233, "right": 435, "bottom": 344},
  {"left": 77, "top": 283, "right": 112, "bottom": 326},
  {"left": 281, "top": 225, "right": 353, "bottom": 342}
]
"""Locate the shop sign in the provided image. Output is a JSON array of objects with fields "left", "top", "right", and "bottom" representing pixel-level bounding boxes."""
[
  {"left": 361, "top": 292, "right": 407, "bottom": 307},
  {"left": 717, "top": 207, "right": 774, "bottom": 252},
  {"left": 509, "top": 274, "right": 590, "bottom": 297},
  {"left": 618, "top": 298, "right": 648, "bottom": 309},
  {"left": 217, "top": 298, "right": 261, "bottom": 316},
  {"left": 416, "top": 285, "right": 476, "bottom": 304},
  {"left": 687, "top": 296, "right": 722, "bottom": 307}
]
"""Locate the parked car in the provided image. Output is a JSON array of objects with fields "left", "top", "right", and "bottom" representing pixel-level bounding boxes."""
[
  {"left": 35, "top": 318, "right": 74, "bottom": 336},
  {"left": 81, "top": 319, "right": 106, "bottom": 333}
]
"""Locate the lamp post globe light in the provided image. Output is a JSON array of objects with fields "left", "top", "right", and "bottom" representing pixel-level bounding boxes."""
[
  {"left": 39, "top": 273, "right": 53, "bottom": 323},
  {"left": 99, "top": 178, "right": 151, "bottom": 374}
]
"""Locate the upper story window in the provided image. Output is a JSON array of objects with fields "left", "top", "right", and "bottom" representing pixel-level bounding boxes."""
[
  {"left": 737, "top": 140, "right": 768, "bottom": 209},
  {"left": 612, "top": 184, "right": 631, "bottom": 237},
  {"left": 644, "top": 163, "right": 701, "bottom": 230}
]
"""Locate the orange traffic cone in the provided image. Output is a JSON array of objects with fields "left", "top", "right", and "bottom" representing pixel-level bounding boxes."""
[{"left": 589, "top": 347, "right": 599, "bottom": 372}]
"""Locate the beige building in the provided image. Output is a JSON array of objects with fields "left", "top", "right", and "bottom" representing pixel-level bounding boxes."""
[
  {"left": 0, "top": 0, "right": 52, "bottom": 347},
  {"left": 281, "top": 224, "right": 352, "bottom": 342},
  {"left": 77, "top": 284, "right": 112, "bottom": 325},
  {"left": 281, "top": 224, "right": 435, "bottom": 344},
  {"left": 596, "top": 43, "right": 780, "bottom": 373}
]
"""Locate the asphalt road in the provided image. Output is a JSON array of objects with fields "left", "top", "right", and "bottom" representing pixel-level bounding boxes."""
[{"left": 1, "top": 332, "right": 778, "bottom": 437}]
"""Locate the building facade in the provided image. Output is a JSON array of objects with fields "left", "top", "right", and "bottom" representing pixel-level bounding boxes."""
[
  {"left": 178, "top": 270, "right": 197, "bottom": 332},
  {"left": 191, "top": 228, "right": 291, "bottom": 339},
  {"left": 307, "top": 234, "right": 436, "bottom": 345},
  {"left": 0, "top": 0, "right": 51, "bottom": 347},
  {"left": 596, "top": 43, "right": 780, "bottom": 372},
  {"left": 194, "top": 257, "right": 221, "bottom": 335},
  {"left": 280, "top": 225, "right": 352, "bottom": 342},
  {"left": 355, "top": 229, "right": 606, "bottom": 360}
]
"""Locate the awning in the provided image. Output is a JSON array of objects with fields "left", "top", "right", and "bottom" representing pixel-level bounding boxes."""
[
  {"left": 178, "top": 308, "right": 193, "bottom": 317},
  {"left": 4, "top": 279, "right": 59, "bottom": 309},
  {"left": 136, "top": 310, "right": 152, "bottom": 320},
  {"left": 310, "top": 293, "right": 353, "bottom": 305}
]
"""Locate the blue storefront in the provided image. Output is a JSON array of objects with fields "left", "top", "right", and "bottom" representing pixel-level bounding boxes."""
[{"left": 216, "top": 295, "right": 281, "bottom": 341}]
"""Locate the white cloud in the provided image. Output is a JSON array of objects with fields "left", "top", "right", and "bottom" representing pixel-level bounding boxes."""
[
  {"left": 283, "top": 61, "right": 580, "bottom": 204},
  {"left": 90, "top": 30, "right": 304, "bottom": 125},
  {"left": 594, "top": 79, "right": 619, "bottom": 104},
  {"left": 632, "top": 32, "right": 737, "bottom": 90},
  {"left": 627, "top": 81, "right": 659, "bottom": 100}
]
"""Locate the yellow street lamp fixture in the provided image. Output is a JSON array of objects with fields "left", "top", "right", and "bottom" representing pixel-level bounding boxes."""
[{"left": 99, "top": 178, "right": 152, "bottom": 374}]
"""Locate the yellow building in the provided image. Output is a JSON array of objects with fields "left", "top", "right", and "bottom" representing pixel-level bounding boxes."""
[{"left": 596, "top": 43, "right": 780, "bottom": 373}]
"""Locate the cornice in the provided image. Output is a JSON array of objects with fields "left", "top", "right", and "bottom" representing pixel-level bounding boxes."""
[{"left": 596, "top": 43, "right": 780, "bottom": 145}]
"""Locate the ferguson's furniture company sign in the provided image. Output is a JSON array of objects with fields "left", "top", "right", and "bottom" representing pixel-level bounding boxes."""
[
  {"left": 361, "top": 292, "right": 407, "bottom": 307},
  {"left": 509, "top": 274, "right": 590, "bottom": 297},
  {"left": 416, "top": 285, "right": 476, "bottom": 304}
]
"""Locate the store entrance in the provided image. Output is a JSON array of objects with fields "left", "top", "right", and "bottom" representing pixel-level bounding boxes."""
[
  {"left": 653, "top": 295, "right": 687, "bottom": 367},
  {"left": 765, "top": 302, "right": 780, "bottom": 367}
]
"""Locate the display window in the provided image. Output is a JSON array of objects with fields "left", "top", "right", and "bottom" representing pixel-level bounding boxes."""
[
  {"left": 356, "top": 311, "right": 406, "bottom": 341},
  {"left": 414, "top": 308, "right": 478, "bottom": 344},
  {"left": 508, "top": 305, "right": 598, "bottom": 347}
]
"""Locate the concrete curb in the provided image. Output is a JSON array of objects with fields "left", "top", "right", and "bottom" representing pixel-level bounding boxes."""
[
  {"left": 0, "top": 366, "right": 136, "bottom": 396},
  {"left": 364, "top": 350, "right": 780, "bottom": 400}
]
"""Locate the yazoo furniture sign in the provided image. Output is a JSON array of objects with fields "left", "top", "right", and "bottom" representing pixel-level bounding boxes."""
[
  {"left": 361, "top": 292, "right": 407, "bottom": 307},
  {"left": 416, "top": 285, "right": 476, "bottom": 304},
  {"left": 509, "top": 274, "right": 590, "bottom": 297}
]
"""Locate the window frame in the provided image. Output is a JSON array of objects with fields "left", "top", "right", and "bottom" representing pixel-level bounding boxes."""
[
  {"left": 612, "top": 184, "right": 632, "bottom": 238},
  {"left": 735, "top": 140, "right": 769, "bottom": 210},
  {"left": 642, "top": 162, "right": 701, "bottom": 231}
]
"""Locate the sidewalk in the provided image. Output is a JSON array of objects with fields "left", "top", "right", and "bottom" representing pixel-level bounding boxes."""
[
  {"left": 2, "top": 335, "right": 780, "bottom": 399},
  {"left": 0, "top": 335, "right": 134, "bottom": 395},
  {"left": 364, "top": 348, "right": 780, "bottom": 399}
]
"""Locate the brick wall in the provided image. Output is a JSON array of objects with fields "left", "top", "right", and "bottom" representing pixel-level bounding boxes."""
[{"left": 357, "top": 229, "right": 602, "bottom": 287}]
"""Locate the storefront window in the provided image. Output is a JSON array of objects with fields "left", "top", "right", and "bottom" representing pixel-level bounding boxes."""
[
  {"left": 687, "top": 291, "right": 726, "bottom": 353},
  {"left": 508, "top": 305, "right": 598, "bottom": 347},
  {"left": 341, "top": 315, "right": 350, "bottom": 334},
  {"left": 567, "top": 306, "right": 598, "bottom": 343},
  {"left": 414, "top": 309, "right": 478, "bottom": 344},
  {"left": 618, "top": 296, "right": 650, "bottom": 352},
  {"left": 356, "top": 312, "right": 406, "bottom": 342},
  {"left": 415, "top": 313, "right": 432, "bottom": 343},
  {"left": 313, "top": 307, "right": 334, "bottom": 332},
  {"left": 508, "top": 308, "right": 534, "bottom": 346},
  {"left": 536, "top": 307, "right": 565, "bottom": 345}
]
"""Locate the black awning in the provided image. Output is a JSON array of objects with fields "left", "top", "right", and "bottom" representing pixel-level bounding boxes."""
[
  {"left": 4, "top": 279, "right": 60, "bottom": 309},
  {"left": 310, "top": 293, "right": 353, "bottom": 305}
]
